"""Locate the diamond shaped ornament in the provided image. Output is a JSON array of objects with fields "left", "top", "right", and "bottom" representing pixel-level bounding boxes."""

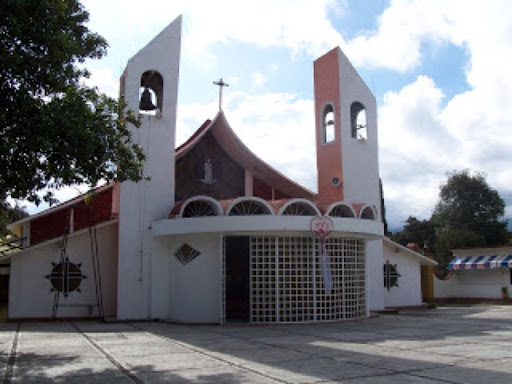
[{"left": 175, "top": 243, "right": 201, "bottom": 265}]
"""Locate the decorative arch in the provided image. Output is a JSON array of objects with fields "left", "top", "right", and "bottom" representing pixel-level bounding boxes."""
[
  {"left": 360, "top": 205, "right": 376, "bottom": 220},
  {"left": 326, "top": 202, "right": 356, "bottom": 218},
  {"left": 350, "top": 102, "right": 367, "bottom": 140},
  {"left": 322, "top": 103, "right": 335, "bottom": 143},
  {"left": 139, "top": 70, "right": 164, "bottom": 114},
  {"left": 226, "top": 197, "right": 273, "bottom": 216},
  {"left": 279, "top": 199, "right": 321, "bottom": 216},
  {"left": 179, "top": 196, "right": 222, "bottom": 218}
]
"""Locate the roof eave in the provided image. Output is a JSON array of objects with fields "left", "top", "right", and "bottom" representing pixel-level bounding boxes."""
[{"left": 383, "top": 237, "right": 438, "bottom": 266}]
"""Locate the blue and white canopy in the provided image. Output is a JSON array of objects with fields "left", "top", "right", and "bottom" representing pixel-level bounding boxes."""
[{"left": 448, "top": 254, "right": 512, "bottom": 270}]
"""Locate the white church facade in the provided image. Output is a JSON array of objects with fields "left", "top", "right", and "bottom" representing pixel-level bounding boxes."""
[{"left": 5, "top": 16, "right": 436, "bottom": 323}]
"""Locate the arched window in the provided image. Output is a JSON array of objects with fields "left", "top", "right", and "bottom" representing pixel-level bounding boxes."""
[
  {"left": 360, "top": 206, "right": 375, "bottom": 220},
  {"left": 182, "top": 200, "right": 218, "bottom": 217},
  {"left": 228, "top": 200, "right": 271, "bottom": 216},
  {"left": 322, "top": 104, "right": 335, "bottom": 143},
  {"left": 139, "top": 70, "right": 164, "bottom": 115},
  {"left": 281, "top": 202, "right": 318, "bottom": 216},
  {"left": 328, "top": 204, "right": 356, "bottom": 218},
  {"left": 350, "top": 102, "right": 367, "bottom": 140}
]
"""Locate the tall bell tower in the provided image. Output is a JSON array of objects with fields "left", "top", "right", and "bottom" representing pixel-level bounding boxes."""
[
  {"left": 117, "top": 16, "right": 181, "bottom": 319},
  {"left": 314, "top": 47, "right": 380, "bottom": 219}
]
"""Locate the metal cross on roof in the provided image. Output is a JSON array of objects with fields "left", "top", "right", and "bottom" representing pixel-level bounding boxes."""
[{"left": 213, "top": 78, "right": 229, "bottom": 110}]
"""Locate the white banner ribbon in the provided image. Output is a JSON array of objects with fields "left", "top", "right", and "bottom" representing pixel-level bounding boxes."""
[{"left": 311, "top": 216, "right": 334, "bottom": 295}]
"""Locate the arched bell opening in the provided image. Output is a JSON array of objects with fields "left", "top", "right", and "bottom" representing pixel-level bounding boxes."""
[
  {"left": 350, "top": 102, "right": 367, "bottom": 141},
  {"left": 322, "top": 103, "right": 335, "bottom": 143},
  {"left": 139, "top": 70, "right": 164, "bottom": 115}
]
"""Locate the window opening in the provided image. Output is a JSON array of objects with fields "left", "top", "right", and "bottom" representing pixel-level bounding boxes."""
[
  {"left": 361, "top": 206, "right": 375, "bottom": 220},
  {"left": 383, "top": 261, "right": 400, "bottom": 291},
  {"left": 350, "top": 102, "right": 367, "bottom": 140},
  {"left": 229, "top": 200, "right": 270, "bottom": 215},
  {"left": 329, "top": 205, "right": 355, "bottom": 218},
  {"left": 322, "top": 104, "right": 335, "bottom": 143},
  {"left": 182, "top": 200, "right": 217, "bottom": 217},
  {"left": 282, "top": 202, "right": 317, "bottom": 216}
]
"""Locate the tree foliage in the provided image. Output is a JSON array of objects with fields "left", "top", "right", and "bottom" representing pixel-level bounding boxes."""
[
  {"left": 391, "top": 216, "right": 436, "bottom": 251},
  {"left": 389, "top": 170, "right": 508, "bottom": 274},
  {"left": 432, "top": 170, "right": 508, "bottom": 246},
  {"left": 0, "top": 0, "right": 144, "bottom": 205},
  {"left": 0, "top": 202, "right": 28, "bottom": 239},
  {"left": 434, "top": 229, "right": 486, "bottom": 272}
]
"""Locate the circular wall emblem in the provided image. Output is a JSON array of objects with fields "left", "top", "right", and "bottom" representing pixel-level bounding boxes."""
[{"left": 45, "top": 258, "right": 86, "bottom": 297}]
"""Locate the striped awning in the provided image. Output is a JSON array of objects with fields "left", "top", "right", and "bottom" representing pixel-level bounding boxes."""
[
  {"left": 448, "top": 255, "right": 500, "bottom": 270},
  {"left": 496, "top": 254, "right": 512, "bottom": 268}
]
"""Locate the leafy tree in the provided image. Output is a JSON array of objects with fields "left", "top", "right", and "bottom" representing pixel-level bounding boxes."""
[
  {"left": 434, "top": 229, "right": 486, "bottom": 274},
  {"left": 432, "top": 170, "right": 508, "bottom": 246},
  {"left": 391, "top": 216, "right": 436, "bottom": 251},
  {"left": 0, "top": 0, "right": 144, "bottom": 205},
  {"left": 0, "top": 202, "right": 28, "bottom": 240}
]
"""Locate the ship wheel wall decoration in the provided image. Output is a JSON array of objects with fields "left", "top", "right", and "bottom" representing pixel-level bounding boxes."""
[{"left": 45, "top": 257, "right": 87, "bottom": 297}]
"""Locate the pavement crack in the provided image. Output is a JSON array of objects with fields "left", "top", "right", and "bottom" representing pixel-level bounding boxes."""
[
  {"left": 128, "top": 323, "right": 289, "bottom": 384},
  {"left": 71, "top": 322, "right": 144, "bottom": 384},
  {"left": 2, "top": 322, "right": 20, "bottom": 384}
]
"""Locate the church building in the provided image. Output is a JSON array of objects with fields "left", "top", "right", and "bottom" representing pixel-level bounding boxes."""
[{"left": 4, "top": 16, "right": 436, "bottom": 323}]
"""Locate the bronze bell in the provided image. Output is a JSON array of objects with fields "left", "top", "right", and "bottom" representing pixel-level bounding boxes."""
[{"left": 139, "top": 88, "right": 157, "bottom": 111}]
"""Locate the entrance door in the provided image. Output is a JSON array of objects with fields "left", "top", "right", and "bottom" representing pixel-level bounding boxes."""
[{"left": 225, "top": 237, "right": 250, "bottom": 321}]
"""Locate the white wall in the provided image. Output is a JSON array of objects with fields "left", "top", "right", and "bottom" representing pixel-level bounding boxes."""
[
  {"left": 336, "top": 49, "right": 381, "bottom": 220},
  {"left": 367, "top": 239, "right": 384, "bottom": 312},
  {"left": 9, "top": 224, "right": 118, "bottom": 319},
  {"left": 382, "top": 241, "right": 423, "bottom": 308},
  {"left": 434, "top": 246, "right": 512, "bottom": 300},
  {"left": 117, "top": 16, "right": 181, "bottom": 320},
  {"left": 434, "top": 269, "right": 511, "bottom": 299},
  {"left": 165, "top": 234, "right": 222, "bottom": 323}
]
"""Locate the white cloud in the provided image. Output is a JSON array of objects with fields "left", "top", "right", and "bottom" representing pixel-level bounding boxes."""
[
  {"left": 344, "top": 0, "right": 454, "bottom": 71},
  {"left": 350, "top": 0, "right": 512, "bottom": 226},
  {"left": 252, "top": 72, "right": 266, "bottom": 88},
  {"left": 82, "top": 67, "right": 119, "bottom": 98},
  {"left": 182, "top": 0, "right": 343, "bottom": 59},
  {"left": 379, "top": 76, "right": 454, "bottom": 222},
  {"left": 224, "top": 91, "right": 316, "bottom": 190},
  {"left": 82, "top": 0, "right": 345, "bottom": 62}
]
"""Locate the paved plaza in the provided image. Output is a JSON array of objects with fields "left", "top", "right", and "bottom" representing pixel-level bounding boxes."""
[{"left": 0, "top": 305, "right": 511, "bottom": 383}]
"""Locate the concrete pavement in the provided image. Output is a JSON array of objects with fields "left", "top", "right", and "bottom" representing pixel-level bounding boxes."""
[{"left": 1, "top": 304, "right": 512, "bottom": 383}]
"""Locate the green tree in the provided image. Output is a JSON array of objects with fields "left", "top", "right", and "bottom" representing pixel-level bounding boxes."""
[
  {"left": 391, "top": 216, "right": 437, "bottom": 251},
  {"left": 0, "top": 202, "right": 28, "bottom": 239},
  {"left": 430, "top": 170, "right": 508, "bottom": 275},
  {"left": 432, "top": 170, "right": 508, "bottom": 245},
  {"left": 0, "top": 0, "right": 144, "bottom": 205},
  {"left": 434, "top": 229, "right": 486, "bottom": 273}
]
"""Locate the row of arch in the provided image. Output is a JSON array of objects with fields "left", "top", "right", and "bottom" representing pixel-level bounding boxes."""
[{"left": 178, "top": 196, "right": 377, "bottom": 220}]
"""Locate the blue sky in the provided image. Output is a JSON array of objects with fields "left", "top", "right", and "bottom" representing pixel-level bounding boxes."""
[{"left": 28, "top": 0, "right": 512, "bottom": 230}]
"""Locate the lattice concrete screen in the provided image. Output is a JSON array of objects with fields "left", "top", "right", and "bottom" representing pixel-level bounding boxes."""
[{"left": 250, "top": 236, "right": 366, "bottom": 323}]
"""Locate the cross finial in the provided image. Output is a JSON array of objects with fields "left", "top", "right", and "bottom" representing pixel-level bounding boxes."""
[{"left": 213, "top": 78, "right": 229, "bottom": 110}]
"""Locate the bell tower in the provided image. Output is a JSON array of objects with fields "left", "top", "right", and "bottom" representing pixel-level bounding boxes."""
[
  {"left": 314, "top": 47, "right": 380, "bottom": 219},
  {"left": 117, "top": 16, "right": 181, "bottom": 319}
]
